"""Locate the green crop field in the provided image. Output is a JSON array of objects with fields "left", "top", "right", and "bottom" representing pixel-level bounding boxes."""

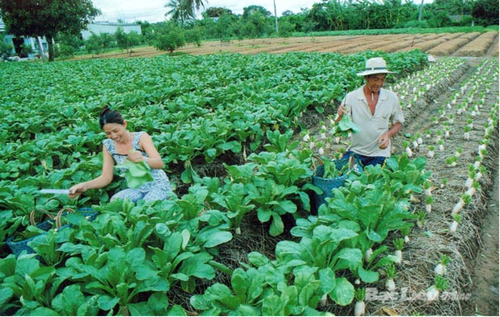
[{"left": 0, "top": 49, "right": 498, "bottom": 316}]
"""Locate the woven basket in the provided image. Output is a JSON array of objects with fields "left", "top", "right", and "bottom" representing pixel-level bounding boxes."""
[
  {"left": 312, "top": 156, "right": 362, "bottom": 211},
  {"left": 6, "top": 207, "right": 98, "bottom": 257}
]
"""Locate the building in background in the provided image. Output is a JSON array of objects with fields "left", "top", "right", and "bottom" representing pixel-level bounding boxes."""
[
  {"left": 81, "top": 22, "right": 141, "bottom": 40},
  {"left": 0, "top": 17, "right": 48, "bottom": 59}
]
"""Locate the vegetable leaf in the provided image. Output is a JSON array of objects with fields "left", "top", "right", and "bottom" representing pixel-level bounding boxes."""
[{"left": 117, "top": 160, "right": 154, "bottom": 188}]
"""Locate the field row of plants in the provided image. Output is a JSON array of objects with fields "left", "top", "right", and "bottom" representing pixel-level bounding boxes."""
[{"left": 0, "top": 52, "right": 496, "bottom": 315}]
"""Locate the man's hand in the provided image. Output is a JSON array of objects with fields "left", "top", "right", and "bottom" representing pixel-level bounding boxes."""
[
  {"left": 335, "top": 104, "right": 348, "bottom": 123},
  {"left": 378, "top": 133, "right": 390, "bottom": 149},
  {"left": 337, "top": 104, "right": 348, "bottom": 116}
]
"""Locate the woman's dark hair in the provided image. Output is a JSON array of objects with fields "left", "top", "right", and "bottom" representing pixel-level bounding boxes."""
[{"left": 99, "top": 105, "right": 124, "bottom": 128}]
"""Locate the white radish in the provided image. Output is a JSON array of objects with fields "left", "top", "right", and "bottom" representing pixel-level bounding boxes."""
[
  {"left": 405, "top": 147, "right": 413, "bottom": 157},
  {"left": 364, "top": 248, "right": 373, "bottom": 263},
  {"left": 465, "top": 187, "right": 476, "bottom": 197},
  {"left": 394, "top": 250, "right": 402, "bottom": 264},
  {"left": 318, "top": 294, "right": 328, "bottom": 308},
  {"left": 434, "top": 263, "right": 446, "bottom": 275},
  {"left": 465, "top": 175, "right": 474, "bottom": 188},
  {"left": 354, "top": 301, "right": 365, "bottom": 316},
  {"left": 449, "top": 220, "right": 459, "bottom": 233},
  {"left": 451, "top": 199, "right": 465, "bottom": 215},
  {"left": 385, "top": 278, "right": 396, "bottom": 291},
  {"left": 426, "top": 285, "right": 440, "bottom": 301}
]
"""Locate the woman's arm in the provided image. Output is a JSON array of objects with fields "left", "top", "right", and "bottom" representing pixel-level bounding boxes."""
[
  {"left": 68, "top": 145, "right": 115, "bottom": 198},
  {"left": 130, "top": 132, "right": 164, "bottom": 169}
]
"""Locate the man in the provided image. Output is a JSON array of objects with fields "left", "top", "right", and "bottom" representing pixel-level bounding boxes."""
[{"left": 336, "top": 57, "right": 404, "bottom": 166}]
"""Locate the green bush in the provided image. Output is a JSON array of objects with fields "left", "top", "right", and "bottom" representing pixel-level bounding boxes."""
[
  {"left": 0, "top": 35, "right": 14, "bottom": 60},
  {"left": 154, "top": 31, "right": 186, "bottom": 53},
  {"left": 398, "top": 20, "right": 430, "bottom": 29},
  {"left": 185, "top": 27, "right": 203, "bottom": 47},
  {"left": 54, "top": 43, "right": 75, "bottom": 58}
]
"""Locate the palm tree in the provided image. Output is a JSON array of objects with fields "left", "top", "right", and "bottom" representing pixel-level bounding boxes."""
[
  {"left": 185, "top": 0, "right": 206, "bottom": 11},
  {"left": 165, "top": 0, "right": 193, "bottom": 26},
  {"left": 165, "top": 0, "right": 207, "bottom": 25}
]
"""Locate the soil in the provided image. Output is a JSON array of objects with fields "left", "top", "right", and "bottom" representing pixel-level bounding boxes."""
[
  {"left": 68, "top": 32, "right": 499, "bottom": 61},
  {"left": 466, "top": 164, "right": 499, "bottom": 316}
]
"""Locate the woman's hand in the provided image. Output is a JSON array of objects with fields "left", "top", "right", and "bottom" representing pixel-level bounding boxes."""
[
  {"left": 127, "top": 150, "right": 146, "bottom": 163},
  {"left": 68, "top": 183, "right": 87, "bottom": 199}
]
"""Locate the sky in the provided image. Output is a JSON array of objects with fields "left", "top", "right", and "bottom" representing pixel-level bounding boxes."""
[{"left": 90, "top": 0, "right": 434, "bottom": 23}]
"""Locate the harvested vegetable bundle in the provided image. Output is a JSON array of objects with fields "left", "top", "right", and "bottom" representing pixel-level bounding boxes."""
[
  {"left": 330, "top": 114, "right": 361, "bottom": 137},
  {"left": 117, "top": 160, "right": 154, "bottom": 188}
]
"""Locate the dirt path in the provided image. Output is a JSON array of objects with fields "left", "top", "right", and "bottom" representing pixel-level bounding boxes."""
[{"left": 466, "top": 162, "right": 499, "bottom": 316}]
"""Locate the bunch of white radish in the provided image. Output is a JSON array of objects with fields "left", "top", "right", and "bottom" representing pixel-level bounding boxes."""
[
  {"left": 445, "top": 156, "right": 457, "bottom": 167},
  {"left": 451, "top": 194, "right": 472, "bottom": 216},
  {"left": 416, "top": 211, "right": 426, "bottom": 229},
  {"left": 385, "top": 263, "right": 397, "bottom": 291},
  {"left": 427, "top": 145, "right": 435, "bottom": 159},
  {"left": 434, "top": 255, "right": 451, "bottom": 276},
  {"left": 425, "top": 195, "right": 435, "bottom": 213},
  {"left": 440, "top": 178, "right": 448, "bottom": 189},
  {"left": 354, "top": 288, "right": 366, "bottom": 316},
  {"left": 393, "top": 238, "right": 405, "bottom": 264},
  {"left": 426, "top": 275, "right": 448, "bottom": 301},
  {"left": 449, "top": 214, "right": 461, "bottom": 233},
  {"left": 402, "top": 141, "right": 413, "bottom": 157},
  {"left": 400, "top": 227, "right": 411, "bottom": 243}
]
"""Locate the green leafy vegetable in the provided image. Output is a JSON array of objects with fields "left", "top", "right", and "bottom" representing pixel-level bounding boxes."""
[
  {"left": 331, "top": 114, "right": 361, "bottom": 137},
  {"left": 117, "top": 160, "right": 154, "bottom": 188}
]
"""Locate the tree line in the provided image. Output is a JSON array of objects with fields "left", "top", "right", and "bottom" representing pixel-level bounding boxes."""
[{"left": 1, "top": 0, "right": 498, "bottom": 61}]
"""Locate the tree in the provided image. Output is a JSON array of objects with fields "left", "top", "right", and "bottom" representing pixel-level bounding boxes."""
[
  {"left": 155, "top": 31, "right": 185, "bottom": 53},
  {"left": 165, "top": 0, "right": 207, "bottom": 25},
  {"left": 165, "top": 0, "right": 194, "bottom": 26},
  {"left": 184, "top": 0, "right": 206, "bottom": 11},
  {"left": 0, "top": 33, "right": 13, "bottom": 60},
  {"left": 0, "top": 0, "right": 100, "bottom": 61},
  {"left": 84, "top": 32, "right": 114, "bottom": 55},
  {"left": 471, "top": 0, "right": 499, "bottom": 26},
  {"left": 242, "top": 5, "right": 272, "bottom": 19},
  {"left": 204, "top": 7, "right": 232, "bottom": 18},
  {"left": 55, "top": 32, "right": 84, "bottom": 58},
  {"left": 115, "top": 27, "right": 141, "bottom": 53},
  {"left": 209, "top": 12, "right": 234, "bottom": 42}
]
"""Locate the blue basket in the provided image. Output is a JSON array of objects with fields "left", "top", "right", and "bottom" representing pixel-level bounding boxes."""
[
  {"left": 312, "top": 158, "right": 361, "bottom": 211},
  {"left": 6, "top": 208, "right": 98, "bottom": 257}
]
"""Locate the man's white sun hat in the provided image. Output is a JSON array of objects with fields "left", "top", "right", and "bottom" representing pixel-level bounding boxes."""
[{"left": 357, "top": 57, "right": 395, "bottom": 77}]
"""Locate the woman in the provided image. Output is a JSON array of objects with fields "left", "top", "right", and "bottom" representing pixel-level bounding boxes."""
[{"left": 69, "top": 105, "right": 174, "bottom": 202}]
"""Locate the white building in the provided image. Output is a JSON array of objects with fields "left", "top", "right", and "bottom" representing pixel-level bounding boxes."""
[
  {"left": 1, "top": 17, "right": 48, "bottom": 58},
  {"left": 81, "top": 22, "right": 142, "bottom": 40}
]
